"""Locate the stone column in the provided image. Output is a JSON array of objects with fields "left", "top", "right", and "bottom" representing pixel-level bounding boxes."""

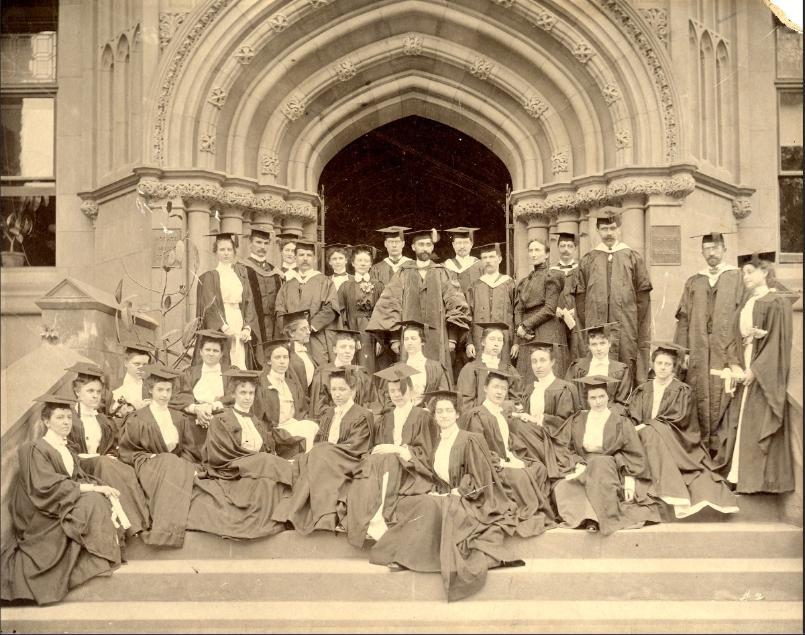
[
  {"left": 578, "top": 211, "right": 592, "bottom": 257},
  {"left": 620, "top": 195, "right": 646, "bottom": 255},
  {"left": 185, "top": 200, "right": 212, "bottom": 321},
  {"left": 220, "top": 206, "right": 245, "bottom": 260}
]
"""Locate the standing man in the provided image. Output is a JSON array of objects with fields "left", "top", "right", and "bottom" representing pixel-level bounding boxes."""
[
  {"left": 573, "top": 207, "right": 652, "bottom": 387},
  {"left": 465, "top": 243, "right": 516, "bottom": 364},
  {"left": 275, "top": 238, "right": 339, "bottom": 367},
  {"left": 242, "top": 228, "right": 282, "bottom": 370},
  {"left": 367, "top": 228, "right": 471, "bottom": 383},
  {"left": 549, "top": 231, "right": 582, "bottom": 376},
  {"left": 674, "top": 231, "right": 744, "bottom": 452},
  {"left": 369, "top": 226, "right": 413, "bottom": 285}
]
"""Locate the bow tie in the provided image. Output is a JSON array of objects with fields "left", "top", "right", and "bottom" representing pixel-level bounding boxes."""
[
  {"left": 355, "top": 274, "right": 370, "bottom": 283},
  {"left": 558, "top": 263, "right": 574, "bottom": 269}
]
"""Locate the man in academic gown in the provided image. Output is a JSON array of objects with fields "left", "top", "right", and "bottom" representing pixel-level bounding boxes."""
[
  {"left": 673, "top": 232, "right": 745, "bottom": 452},
  {"left": 275, "top": 238, "right": 339, "bottom": 367},
  {"left": 369, "top": 226, "right": 413, "bottom": 285},
  {"left": 367, "top": 228, "right": 471, "bottom": 383},
  {"left": 573, "top": 207, "right": 652, "bottom": 387},
  {"left": 549, "top": 230, "right": 583, "bottom": 374},
  {"left": 241, "top": 228, "right": 282, "bottom": 370}
]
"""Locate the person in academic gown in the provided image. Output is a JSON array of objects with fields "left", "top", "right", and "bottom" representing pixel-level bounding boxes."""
[
  {"left": 338, "top": 244, "right": 385, "bottom": 375},
  {"left": 252, "top": 339, "right": 319, "bottom": 457},
  {"left": 366, "top": 228, "right": 471, "bottom": 384},
  {"left": 673, "top": 232, "right": 746, "bottom": 452},
  {"left": 712, "top": 252, "right": 795, "bottom": 494},
  {"left": 510, "top": 342, "right": 577, "bottom": 481},
  {"left": 187, "top": 370, "right": 294, "bottom": 539},
  {"left": 195, "top": 232, "right": 259, "bottom": 370},
  {"left": 346, "top": 364, "right": 436, "bottom": 548},
  {"left": 241, "top": 228, "right": 283, "bottom": 370},
  {"left": 553, "top": 376, "right": 660, "bottom": 535},
  {"left": 514, "top": 236, "right": 564, "bottom": 383},
  {"left": 627, "top": 343, "right": 738, "bottom": 519},
  {"left": 308, "top": 329, "right": 377, "bottom": 417},
  {"left": 108, "top": 341, "right": 154, "bottom": 425},
  {"left": 67, "top": 364, "right": 149, "bottom": 537},
  {"left": 277, "top": 233, "right": 298, "bottom": 282},
  {"left": 280, "top": 309, "right": 318, "bottom": 390},
  {"left": 549, "top": 231, "right": 584, "bottom": 374},
  {"left": 170, "top": 330, "right": 235, "bottom": 463},
  {"left": 456, "top": 323, "right": 522, "bottom": 411},
  {"left": 459, "top": 369, "right": 555, "bottom": 537},
  {"left": 118, "top": 365, "right": 198, "bottom": 547},
  {"left": 281, "top": 368, "right": 373, "bottom": 534},
  {"left": 275, "top": 238, "right": 339, "bottom": 367},
  {"left": 326, "top": 243, "right": 352, "bottom": 294},
  {"left": 573, "top": 208, "right": 652, "bottom": 387},
  {"left": 1, "top": 395, "right": 122, "bottom": 605},
  {"left": 369, "top": 390, "right": 522, "bottom": 602},
  {"left": 465, "top": 242, "right": 517, "bottom": 366},
  {"left": 565, "top": 322, "right": 632, "bottom": 410}
]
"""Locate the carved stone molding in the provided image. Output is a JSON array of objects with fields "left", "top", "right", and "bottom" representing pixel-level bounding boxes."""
[
  {"left": 492, "top": 0, "right": 515, "bottom": 7},
  {"left": 614, "top": 128, "right": 632, "bottom": 149},
  {"left": 523, "top": 96, "right": 548, "bottom": 119},
  {"left": 335, "top": 59, "right": 357, "bottom": 82},
  {"left": 260, "top": 152, "right": 280, "bottom": 176},
  {"left": 159, "top": 12, "right": 189, "bottom": 51},
  {"left": 233, "top": 45, "right": 256, "bottom": 64},
  {"left": 80, "top": 200, "right": 99, "bottom": 225},
  {"left": 285, "top": 202, "right": 317, "bottom": 220},
  {"left": 207, "top": 87, "right": 227, "bottom": 109},
  {"left": 469, "top": 57, "right": 494, "bottom": 80},
  {"left": 281, "top": 98, "right": 306, "bottom": 121},
  {"left": 402, "top": 33, "right": 423, "bottom": 56},
  {"left": 551, "top": 151, "right": 569, "bottom": 174},
  {"left": 639, "top": 8, "right": 669, "bottom": 48},
  {"left": 571, "top": 41, "right": 596, "bottom": 64},
  {"left": 731, "top": 197, "right": 752, "bottom": 220},
  {"left": 308, "top": 0, "right": 329, "bottom": 7},
  {"left": 531, "top": 11, "right": 557, "bottom": 31},
  {"left": 269, "top": 13, "right": 289, "bottom": 32},
  {"left": 200, "top": 134, "right": 216, "bottom": 154},
  {"left": 602, "top": 82, "right": 621, "bottom": 104}
]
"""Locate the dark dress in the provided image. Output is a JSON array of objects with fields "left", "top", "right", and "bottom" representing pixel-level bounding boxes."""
[
  {"left": 455, "top": 358, "right": 523, "bottom": 412},
  {"left": 375, "top": 358, "right": 452, "bottom": 414},
  {"left": 549, "top": 262, "right": 585, "bottom": 372},
  {"left": 308, "top": 363, "right": 377, "bottom": 418},
  {"left": 627, "top": 378, "right": 738, "bottom": 518},
  {"left": 565, "top": 356, "right": 633, "bottom": 409},
  {"left": 187, "top": 409, "right": 294, "bottom": 539},
  {"left": 1, "top": 438, "right": 121, "bottom": 604},
  {"left": 253, "top": 370, "right": 316, "bottom": 458},
  {"left": 118, "top": 406, "right": 198, "bottom": 547},
  {"left": 338, "top": 275, "right": 385, "bottom": 375}
]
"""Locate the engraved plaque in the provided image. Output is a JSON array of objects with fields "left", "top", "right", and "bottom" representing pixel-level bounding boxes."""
[
  {"left": 151, "top": 228, "right": 180, "bottom": 268},
  {"left": 650, "top": 225, "right": 681, "bottom": 266}
]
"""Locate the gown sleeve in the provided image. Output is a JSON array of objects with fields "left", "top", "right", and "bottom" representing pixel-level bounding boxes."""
[
  {"left": 613, "top": 417, "right": 648, "bottom": 479},
  {"left": 751, "top": 296, "right": 793, "bottom": 424},
  {"left": 20, "top": 442, "right": 83, "bottom": 519},
  {"left": 309, "top": 278, "right": 339, "bottom": 333}
]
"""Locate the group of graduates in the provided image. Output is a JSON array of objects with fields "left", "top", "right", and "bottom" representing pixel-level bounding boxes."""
[{"left": 1, "top": 208, "right": 796, "bottom": 605}]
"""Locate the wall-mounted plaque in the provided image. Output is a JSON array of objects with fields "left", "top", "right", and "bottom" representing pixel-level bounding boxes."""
[
  {"left": 650, "top": 225, "right": 681, "bottom": 266},
  {"left": 151, "top": 228, "right": 180, "bottom": 268}
]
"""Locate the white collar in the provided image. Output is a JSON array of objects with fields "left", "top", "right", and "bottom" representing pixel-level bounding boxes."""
[
  {"left": 385, "top": 256, "right": 410, "bottom": 267},
  {"left": 334, "top": 398, "right": 354, "bottom": 415},
  {"left": 590, "top": 356, "right": 609, "bottom": 368},
  {"left": 406, "top": 352, "right": 426, "bottom": 366},
  {"left": 123, "top": 374, "right": 142, "bottom": 387},
  {"left": 249, "top": 254, "right": 266, "bottom": 263},
  {"left": 331, "top": 272, "right": 348, "bottom": 278},
  {"left": 295, "top": 269, "right": 321, "bottom": 283},
  {"left": 282, "top": 262, "right": 297, "bottom": 270},
  {"left": 698, "top": 262, "right": 737, "bottom": 278},
  {"left": 482, "top": 399, "right": 504, "bottom": 416},
  {"left": 79, "top": 404, "right": 98, "bottom": 417},
  {"left": 149, "top": 402, "right": 171, "bottom": 415},
  {"left": 593, "top": 242, "right": 630, "bottom": 253},
  {"left": 439, "top": 423, "right": 460, "bottom": 440},
  {"left": 478, "top": 272, "right": 512, "bottom": 288},
  {"left": 446, "top": 255, "right": 477, "bottom": 272},
  {"left": 44, "top": 429, "right": 68, "bottom": 447},
  {"left": 481, "top": 354, "right": 500, "bottom": 369},
  {"left": 415, "top": 259, "right": 431, "bottom": 269},
  {"left": 653, "top": 377, "right": 673, "bottom": 389},
  {"left": 752, "top": 285, "right": 770, "bottom": 298},
  {"left": 354, "top": 272, "right": 371, "bottom": 282},
  {"left": 216, "top": 262, "right": 235, "bottom": 271},
  {"left": 293, "top": 341, "right": 308, "bottom": 352},
  {"left": 268, "top": 370, "right": 287, "bottom": 384},
  {"left": 534, "top": 372, "right": 556, "bottom": 387},
  {"left": 393, "top": 400, "right": 414, "bottom": 419},
  {"left": 202, "top": 363, "right": 222, "bottom": 374}
]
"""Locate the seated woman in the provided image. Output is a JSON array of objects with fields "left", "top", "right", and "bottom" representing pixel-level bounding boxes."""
[
  {"left": 108, "top": 341, "right": 154, "bottom": 423},
  {"left": 460, "top": 369, "right": 555, "bottom": 537},
  {"left": 67, "top": 362, "right": 150, "bottom": 538},
  {"left": 252, "top": 339, "right": 319, "bottom": 456},
  {"left": 1, "top": 395, "right": 123, "bottom": 605},
  {"left": 170, "top": 330, "right": 235, "bottom": 463},
  {"left": 282, "top": 309, "right": 318, "bottom": 389},
  {"left": 565, "top": 322, "right": 632, "bottom": 410},
  {"left": 456, "top": 323, "right": 522, "bottom": 412},
  {"left": 553, "top": 376, "right": 660, "bottom": 535},
  {"left": 370, "top": 390, "right": 521, "bottom": 602},
  {"left": 308, "top": 329, "right": 377, "bottom": 417},
  {"left": 346, "top": 363, "right": 435, "bottom": 548},
  {"left": 282, "top": 368, "right": 373, "bottom": 534},
  {"left": 118, "top": 364, "right": 197, "bottom": 548},
  {"left": 627, "top": 343, "right": 738, "bottom": 519},
  {"left": 188, "top": 369, "right": 295, "bottom": 539},
  {"left": 509, "top": 342, "right": 577, "bottom": 480}
]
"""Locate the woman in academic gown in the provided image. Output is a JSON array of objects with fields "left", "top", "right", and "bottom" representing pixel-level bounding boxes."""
[
  {"left": 67, "top": 363, "right": 150, "bottom": 537},
  {"left": 459, "top": 369, "right": 555, "bottom": 538},
  {"left": 1, "top": 395, "right": 122, "bottom": 605},
  {"left": 565, "top": 322, "right": 632, "bottom": 409},
  {"left": 553, "top": 376, "right": 660, "bottom": 535},
  {"left": 627, "top": 343, "right": 738, "bottom": 519},
  {"left": 118, "top": 365, "right": 198, "bottom": 547},
  {"left": 337, "top": 245, "right": 385, "bottom": 375},
  {"left": 346, "top": 364, "right": 435, "bottom": 548},
  {"left": 281, "top": 367, "right": 373, "bottom": 534},
  {"left": 369, "top": 390, "right": 521, "bottom": 602},
  {"left": 713, "top": 252, "right": 795, "bottom": 494},
  {"left": 455, "top": 323, "right": 522, "bottom": 411},
  {"left": 195, "top": 232, "right": 259, "bottom": 370},
  {"left": 187, "top": 369, "right": 294, "bottom": 539},
  {"left": 510, "top": 342, "right": 577, "bottom": 481},
  {"left": 513, "top": 237, "right": 564, "bottom": 383},
  {"left": 326, "top": 243, "right": 352, "bottom": 294}
]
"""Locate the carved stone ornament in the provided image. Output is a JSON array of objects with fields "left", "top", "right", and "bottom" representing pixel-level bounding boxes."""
[
  {"left": 731, "top": 197, "right": 752, "bottom": 220},
  {"left": 403, "top": 33, "right": 423, "bottom": 56},
  {"left": 602, "top": 83, "right": 621, "bottom": 104},
  {"left": 80, "top": 200, "right": 99, "bottom": 224},
  {"left": 492, "top": 0, "right": 515, "bottom": 7},
  {"left": 308, "top": 0, "right": 329, "bottom": 7},
  {"left": 335, "top": 59, "right": 357, "bottom": 82},
  {"left": 532, "top": 11, "right": 557, "bottom": 31},
  {"left": 138, "top": 181, "right": 295, "bottom": 217},
  {"left": 286, "top": 202, "right": 317, "bottom": 220},
  {"left": 523, "top": 96, "right": 548, "bottom": 119},
  {"left": 551, "top": 151, "right": 569, "bottom": 174},
  {"left": 614, "top": 128, "right": 632, "bottom": 149},
  {"left": 233, "top": 45, "right": 256, "bottom": 64},
  {"left": 469, "top": 57, "right": 494, "bottom": 80},
  {"left": 282, "top": 98, "right": 306, "bottom": 121},
  {"left": 158, "top": 12, "right": 189, "bottom": 51},
  {"left": 200, "top": 134, "right": 216, "bottom": 154},
  {"left": 639, "top": 8, "right": 669, "bottom": 48},
  {"left": 207, "top": 87, "right": 227, "bottom": 109},
  {"left": 269, "top": 13, "right": 289, "bottom": 32},
  {"left": 260, "top": 152, "right": 280, "bottom": 176},
  {"left": 513, "top": 199, "right": 546, "bottom": 219},
  {"left": 572, "top": 41, "right": 596, "bottom": 64}
]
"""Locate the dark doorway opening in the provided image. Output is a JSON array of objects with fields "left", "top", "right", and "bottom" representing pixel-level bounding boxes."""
[{"left": 318, "top": 115, "right": 512, "bottom": 267}]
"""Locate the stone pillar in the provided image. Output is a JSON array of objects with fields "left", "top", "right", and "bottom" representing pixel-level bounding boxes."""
[
  {"left": 578, "top": 211, "right": 592, "bottom": 257},
  {"left": 620, "top": 195, "right": 646, "bottom": 255},
  {"left": 220, "top": 206, "right": 245, "bottom": 261},
  {"left": 185, "top": 200, "right": 212, "bottom": 321}
]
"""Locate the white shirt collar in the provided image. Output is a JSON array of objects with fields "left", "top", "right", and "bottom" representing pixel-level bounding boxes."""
[
  {"left": 202, "top": 363, "right": 221, "bottom": 374},
  {"left": 295, "top": 269, "right": 321, "bottom": 283},
  {"left": 439, "top": 423, "right": 460, "bottom": 440},
  {"left": 216, "top": 262, "right": 235, "bottom": 272},
  {"left": 354, "top": 273, "right": 371, "bottom": 283},
  {"left": 416, "top": 259, "right": 431, "bottom": 269},
  {"left": 294, "top": 341, "right": 308, "bottom": 353},
  {"left": 123, "top": 374, "right": 142, "bottom": 387},
  {"left": 406, "top": 351, "right": 427, "bottom": 366},
  {"left": 393, "top": 400, "right": 414, "bottom": 420},
  {"left": 335, "top": 398, "right": 355, "bottom": 415},
  {"left": 534, "top": 372, "right": 555, "bottom": 387},
  {"left": 481, "top": 354, "right": 500, "bottom": 369},
  {"left": 752, "top": 285, "right": 770, "bottom": 298},
  {"left": 698, "top": 262, "right": 737, "bottom": 278},
  {"left": 482, "top": 398, "right": 503, "bottom": 416},
  {"left": 478, "top": 272, "right": 512, "bottom": 288},
  {"left": 593, "top": 242, "right": 630, "bottom": 253},
  {"left": 44, "top": 429, "right": 68, "bottom": 447},
  {"left": 268, "top": 370, "right": 287, "bottom": 384},
  {"left": 332, "top": 271, "right": 348, "bottom": 278},
  {"left": 250, "top": 254, "right": 266, "bottom": 263}
]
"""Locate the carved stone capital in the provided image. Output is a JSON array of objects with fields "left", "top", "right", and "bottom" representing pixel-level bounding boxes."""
[
  {"left": 731, "top": 197, "right": 752, "bottom": 220},
  {"left": 285, "top": 201, "right": 318, "bottom": 220},
  {"left": 512, "top": 199, "right": 546, "bottom": 221},
  {"left": 80, "top": 200, "right": 99, "bottom": 225}
]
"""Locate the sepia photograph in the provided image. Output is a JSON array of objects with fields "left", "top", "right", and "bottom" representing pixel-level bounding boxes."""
[{"left": 0, "top": 0, "right": 802, "bottom": 632}]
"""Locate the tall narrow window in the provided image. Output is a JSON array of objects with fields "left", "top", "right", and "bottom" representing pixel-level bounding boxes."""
[{"left": 778, "top": 90, "right": 803, "bottom": 256}]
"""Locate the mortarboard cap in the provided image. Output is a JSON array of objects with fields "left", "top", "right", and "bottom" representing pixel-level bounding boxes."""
[
  {"left": 397, "top": 320, "right": 432, "bottom": 337},
  {"left": 520, "top": 340, "right": 566, "bottom": 351},
  {"left": 690, "top": 231, "right": 734, "bottom": 245},
  {"left": 263, "top": 339, "right": 292, "bottom": 355},
  {"left": 404, "top": 228, "right": 440, "bottom": 243},
  {"left": 196, "top": 329, "right": 229, "bottom": 342},
  {"left": 141, "top": 364, "right": 182, "bottom": 381},
  {"left": 591, "top": 207, "right": 625, "bottom": 226},
  {"left": 651, "top": 341, "right": 688, "bottom": 356},
  {"left": 737, "top": 251, "right": 776, "bottom": 268},
  {"left": 351, "top": 244, "right": 379, "bottom": 260},
  {"left": 374, "top": 363, "right": 421, "bottom": 382},
  {"left": 556, "top": 231, "right": 578, "bottom": 243},
  {"left": 376, "top": 226, "right": 410, "bottom": 240},
  {"left": 445, "top": 227, "right": 479, "bottom": 240},
  {"left": 249, "top": 227, "right": 272, "bottom": 239},
  {"left": 293, "top": 239, "right": 317, "bottom": 252},
  {"left": 204, "top": 231, "right": 242, "bottom": 239},
  {"left": 422, "top": 389, "right": 459, "bottom": 402},
  {"left": 327, "top": 328, "right": 361, "bottom": 341},
  {"left": 121, "top": 340, "right": 156, "bottom": 357},
  {"left": 276, "top": 231, "right": 301, "bottom": 240},
  {"left": 35, "top": 393, "right": 77, "bottom": 406},
  {"left": 281, "top": 310, "right": 310, "bottom": 325},
  {"left": 579, "top": 322, "right": 619, "bottom": 338},
  {"left": 476, "top": 321, "right": 510, "bottom": 332},
  {"left": 222, "top": 368, "right": 262, "bottom": 380},
  {"left": 65, "top": 362, "right": 105, "bottom": 379},
  {"left": 484, "top": 368, "right": 515, "bottom": 383},
  {"left": 325, "top": 243, "right": 352, "bottom": 254},
  {"left": 473, "top": 242, "right": 503, "bottom": 256},
  {"left": 572, "top": 375, "right": 619, "bottom": 389},
  {"left": 327, "top": 365, "right": 363, "bottom": 383}
]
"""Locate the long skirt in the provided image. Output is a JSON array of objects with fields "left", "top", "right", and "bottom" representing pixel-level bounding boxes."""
[
  {"left": 501, "top": 465, "right": 555, "bottom": 538},
  {"left": 136, "top": 453, "right": 196, "bottom": 547},
  {"left": 1, "top": 492, "right": 121, "bottom": 605},
  {"left": 79, "top": 455, "right": 150, "bottom": 537}
]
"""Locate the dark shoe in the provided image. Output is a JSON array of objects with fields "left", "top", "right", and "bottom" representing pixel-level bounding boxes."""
[{"left": 387, "top": 562, "right": 409, "bottom": 572}]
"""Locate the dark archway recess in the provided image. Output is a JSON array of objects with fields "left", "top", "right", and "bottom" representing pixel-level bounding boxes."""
[{"left": 318, "top": 115, "right": 512, "bottom": 265}]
